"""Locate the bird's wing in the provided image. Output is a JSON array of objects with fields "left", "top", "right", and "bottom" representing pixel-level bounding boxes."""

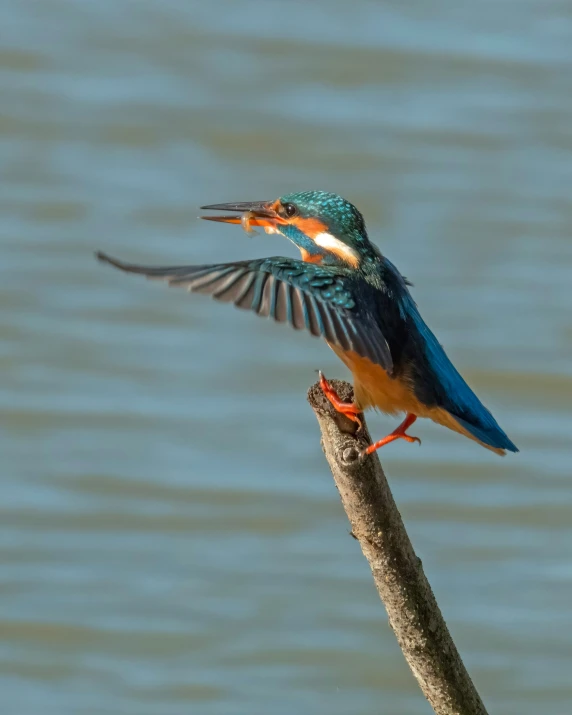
[{"left": 97, "top": 252, "right": 393, "bottom": 374}]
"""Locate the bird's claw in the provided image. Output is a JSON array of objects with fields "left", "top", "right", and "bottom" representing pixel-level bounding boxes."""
[
  {"left": 357, "top": 438, "right": 420, "bottom": 462},
  {"left": 318, "top": 370, "right": 363, "bottom": 432}
]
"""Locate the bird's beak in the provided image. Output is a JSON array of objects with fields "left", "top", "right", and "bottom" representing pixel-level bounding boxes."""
[{"left": 200, "top": 201, "right": 286, "bottom": 231}]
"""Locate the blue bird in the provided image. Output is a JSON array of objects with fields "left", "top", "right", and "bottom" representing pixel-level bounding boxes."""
[{"left": 97, "top": 191, "right": 518, "bottom": 458}]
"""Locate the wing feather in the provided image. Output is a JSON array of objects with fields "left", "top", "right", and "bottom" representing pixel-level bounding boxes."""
[{"left": 96, "top": 252, "right": 393, "bottom": 374}]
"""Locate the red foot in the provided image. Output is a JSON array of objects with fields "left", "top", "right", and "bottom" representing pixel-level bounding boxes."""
[
  {"left": 360, "top": 413, "right": 421, "bottom": 459},
  {"left": 318, "top": 370, "right": 363, "bottom": 431}
]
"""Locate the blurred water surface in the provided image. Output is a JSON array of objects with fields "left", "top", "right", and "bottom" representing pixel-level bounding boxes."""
[{"left": 1, "top": 1, "right": 572, "bottom": 713}]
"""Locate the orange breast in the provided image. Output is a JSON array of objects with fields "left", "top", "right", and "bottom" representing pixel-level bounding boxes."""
[
  {"left": 329, "top": 346, "right": 422, "bottom": 415},
  {"left": 329, "top": 345, "right": 505, "bottom": 454}
]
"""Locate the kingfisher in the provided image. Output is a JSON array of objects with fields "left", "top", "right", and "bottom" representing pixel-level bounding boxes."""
[{"left": 97, "top": 191, "right": 518, "bottom": 458}]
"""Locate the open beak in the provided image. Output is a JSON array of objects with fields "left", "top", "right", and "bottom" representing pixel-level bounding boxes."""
[{"left": 200, "top": 201, "right": 285, "bottom": 230}]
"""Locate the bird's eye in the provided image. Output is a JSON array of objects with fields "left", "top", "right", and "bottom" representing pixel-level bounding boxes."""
[{"left": 283, "top": 202, "right": 298, "bottom": 218}]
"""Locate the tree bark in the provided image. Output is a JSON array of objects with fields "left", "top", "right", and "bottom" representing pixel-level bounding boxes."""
[{"left": 307, "top": 378, "right": 488, "bottom": 715}]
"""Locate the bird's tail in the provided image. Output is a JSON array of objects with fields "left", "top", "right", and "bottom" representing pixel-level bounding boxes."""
[
  {"left": 405, "top": 295, "right": 519, "bottom": 455},
  {"left": 451, "top": 412, "right": 518, "bottom": 455}
]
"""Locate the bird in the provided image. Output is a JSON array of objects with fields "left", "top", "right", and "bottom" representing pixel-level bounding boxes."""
[{"left": 97, "top": 190, "right": 518, "bottom": 458}]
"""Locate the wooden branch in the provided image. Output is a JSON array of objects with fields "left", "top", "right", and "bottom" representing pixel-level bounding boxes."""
[{"left": 307, "top": 378, "right": 488, "bottom": 715}]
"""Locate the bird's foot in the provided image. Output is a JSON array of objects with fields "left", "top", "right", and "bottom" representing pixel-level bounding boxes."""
[
  {"left": 359, "top": 413, "right": 421, "bottom": 460},
  {"left": 318, "top": 370, "right": 363, "bottom": 432}
]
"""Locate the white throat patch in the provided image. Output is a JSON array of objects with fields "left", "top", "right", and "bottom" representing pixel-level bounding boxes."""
[{"left": 313, "top": 232, "right": 360, "bottom": 266}]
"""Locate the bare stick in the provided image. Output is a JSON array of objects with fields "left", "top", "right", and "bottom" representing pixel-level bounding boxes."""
[{"left": 307, "top": 378, "right": 488, "bottom": 715}]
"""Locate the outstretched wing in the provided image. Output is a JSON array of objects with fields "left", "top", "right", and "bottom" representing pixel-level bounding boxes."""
[{"left": 96, "top": 252, "right": 393, "bottom": 374}]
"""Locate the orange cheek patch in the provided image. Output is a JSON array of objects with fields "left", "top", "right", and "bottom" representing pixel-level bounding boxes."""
[
  {"left": 291, "top": 216, "right": 329, "bottom": 238},
  {"left": 288, "top": 216, "right": 360, "bottom": 267}
]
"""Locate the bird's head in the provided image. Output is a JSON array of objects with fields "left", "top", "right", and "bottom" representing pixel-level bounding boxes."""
[{"left": 201, "top": 191, "right": 377, "bottom": 267}]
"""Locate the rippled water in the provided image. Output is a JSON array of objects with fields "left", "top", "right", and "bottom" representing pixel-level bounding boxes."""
[{"left": 2, "top": 2, "right": 572, "bottom": 713}]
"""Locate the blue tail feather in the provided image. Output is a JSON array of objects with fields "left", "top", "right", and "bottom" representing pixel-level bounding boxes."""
[
  {"left": 453, "top": 414, "right": 518, "bottom": 453},
  {"left": 404, "top": 295, "right": 518, "bottom": 453}
]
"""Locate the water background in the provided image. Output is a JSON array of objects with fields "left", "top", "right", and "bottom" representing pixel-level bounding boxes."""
[{"left": 2, "top": 2, "right": 572, "bottom": 713}]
